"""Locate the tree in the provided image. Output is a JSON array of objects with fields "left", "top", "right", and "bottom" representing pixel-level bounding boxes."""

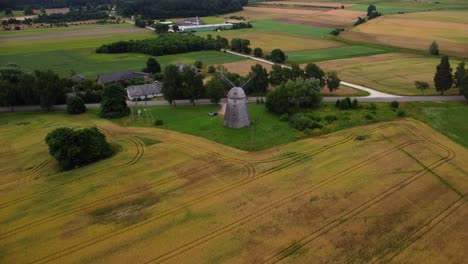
[
  {"left": 269, "top": 64, "right": 286, "bottom": 86},
  {"left": 181, "top": 67, "right": 204, "bottom": 105},
  {"left": 154, "top": 23, "right": 168, "bottom": 34},
  {"left": 4, "top": 9, "right": 13, "bottom": 16},
  {"left": 462, "top": 74, "right": 468, "bottom": 101},
  {"left": 266, "top": 78, "right": 322, "bottom": 114},
  {"left": 205, "top": 76, "right": 225, "bottom": 103},
  {"left": 367, "top": 4, "right": 376, "bottom": 17},
  {"left": 146, "top": 58, "right": 161, "bottom": 74},
  {"left": 34, "top": 70, "right": 62, "bottom": 111},
  {"left": 194, "top": 61, "right": 203, "bottom": 69},
  {"left": 66, "top": 96, "right": 87, "bottom": 114},
  {"left": 429, "top": 41, "right": 439, "bottom": 56},
  {"left": 0, "top": 79, "right": 17, "bottom": 111},
  {"left": 326, "top": 71, "right": 341, "bottom": 92},
  {"left": 454, "top": 61, "right": 466, "bottom": 92},
  {"left": 253, "top": 47, "right": 263, "bottom": 58},
  {"left": 414, "top": 81, "right": 429, "bottom": 95},
  {"left": 24, "top": 6, "right": 33, "bottom": 15},
  {"left": 162, "top": 64, "right": 182, "bottom": 106},
  {"left": 45, "top": 127, "right": 113, "bottom": 170},
  {"left": 99, "top": 84, "right": 130, "bottom": 118},
  {"left": 290, "top": 64, "right": 304, "bottom": 80},
  {"left": 270, "top": 49, "right": 286, "bottom": 63},
  {"left": 434, "top": 56, "right": 453, "bottom": 96},
  {"left": 245, "top": 64, "right": 269, "bottom": 95},
  {"left": 305, "top": 63, "right": 326, "bottom": 87}
]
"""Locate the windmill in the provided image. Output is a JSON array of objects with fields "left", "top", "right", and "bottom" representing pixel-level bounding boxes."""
[{"left": 219, "top": 71, "right": 256, "bottom": 129}]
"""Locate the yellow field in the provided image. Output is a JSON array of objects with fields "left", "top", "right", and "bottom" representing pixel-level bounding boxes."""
[
  {"left": 316, "top": 53, "right": 462, "bottom": 95},
  {"left": 0, "top": 112, "right": 467, "bottom": 263},
  {"left": 346, "top": 11, "right": 468, "bottom": 57}
]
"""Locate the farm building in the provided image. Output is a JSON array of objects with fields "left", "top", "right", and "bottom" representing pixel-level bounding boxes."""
[
  {"left": 97, "top": 71, "right": 151, "bottom": 84},
  {"left": 179, "top": 23, "right": 233, "bottom": 32},
  {"left": 126, "top": 82, "right": 163, "bottom": 100},
  {"left": 176, "top": 17, "right": 205, "bottom": 27},
  {"left": 176, "top": 62, "right": 202, "bottom": 75}
]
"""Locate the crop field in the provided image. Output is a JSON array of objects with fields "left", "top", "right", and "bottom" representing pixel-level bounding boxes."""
[
  {"left": 344, "top": 11, "right": 468, "bottom": 57},
  {"left": 287, "top": 45, "right": 388, "bottom": 64},
  {"left": 0, "top": 111, "right": 467, "bottom": 263},
  {"left": 259, "top": 1, "right": 355, "bottom": 8},
  {"left": 316, "top": 53, "right": 461, "bottom": 95}
]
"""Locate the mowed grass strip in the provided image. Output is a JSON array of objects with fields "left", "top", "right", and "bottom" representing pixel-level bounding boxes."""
[
  {"left": 0, "top": 50, "right": 246, "bottom": 78},
  {"left": 316, "top": 53, "right": 462, "bottom": 95},
  {"left": 286, "top": 45, "right": 388, "bottom": 64}
]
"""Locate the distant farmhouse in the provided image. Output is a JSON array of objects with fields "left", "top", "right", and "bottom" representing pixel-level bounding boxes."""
[
  {"left": 126, "top": 82, "right": 163, "bottom": 100},
  {"left": 97, "top": 71, "right": 151, "bottom": 84},
  {"left": 33, "top": 8, "right": 70, "bottom": 15},
  {"left": 174, "top": 17, "right": 233, "bottom": 32},
  {"left": 176, "top": 62, "right": 202, "bottom": 75}
]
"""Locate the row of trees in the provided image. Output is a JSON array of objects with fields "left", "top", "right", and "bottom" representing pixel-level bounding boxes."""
[
  {"left": 34, "top": 10, "right": 109, "bottom": 23},
  {"left": 96, "top": 34, "right": 229, "bottom": 56},
  {"left": 0, "top": 0, "right": 117, "bottom": 9},
  {"left": 433, "top": 57, "right": 468, "bottom": 97}
]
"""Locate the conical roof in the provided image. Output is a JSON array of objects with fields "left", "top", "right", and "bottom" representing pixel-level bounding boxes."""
[{"left": 227, "top": 87, "right": 246, "bottom": 99}]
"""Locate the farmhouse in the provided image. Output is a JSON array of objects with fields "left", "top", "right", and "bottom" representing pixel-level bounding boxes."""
[
  {"left": 126, "top": 82, "right": 163, "bottom": 100},
  {"left": 176, "top": 17, "right": 205, "bottom": 27},
  {"left": 178, "top": 23, "right": 233, "bottom": 32},
  {"left": 177, "top": 62, "right": 202, "bottom": 75},
  {"left": 97, "top": 71, "right": 151, "bottom": 84}
]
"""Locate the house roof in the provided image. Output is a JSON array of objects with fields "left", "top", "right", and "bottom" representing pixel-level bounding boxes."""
[
  {"left": 97, "top": 71, "right": 150, "bottom": 84},
  {"left": 126, "top": 82, "right": 163, "bottom": 99},
  {"left": 71, "top": 74, "right": 86, "bottom": 82}
]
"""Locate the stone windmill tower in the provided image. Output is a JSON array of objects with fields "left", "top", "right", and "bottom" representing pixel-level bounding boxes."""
[{"left": 220, "top": 73, "right": 255, "bottom": 129}]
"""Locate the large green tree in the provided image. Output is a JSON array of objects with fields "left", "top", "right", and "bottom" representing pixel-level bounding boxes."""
[
  {"left": 326, "top": 71, "right": 341, "bottom": 92},
  {"left": 245, "top": 64, "right": 269, "bottom": 95},
  {"left": 162, "top": 64, "right": 182, "bottom": 106},
  {"left": 454, "top": 62, "right": 466, "bottom": 92},
  {"left": 434, "top": 56, "right": 453, "bottom": 95},
  {"left": 266, "top": 78, "right": 322, "bottom": 114},
  {"left": 205, "top": 76, "right": 226, "bottom": 103},
  {"left": 305, "top": 63, "right": 325, "bottom": 87},
  {"left": 181, "top": 67, "right": 204, "bottom": 105},
  {"left": 269, "top": 49, "right": 286, "bottom": 63},
  {"left": 34, "top": 70, "right": 62, "bottom": 111},
  {"left": 99, "top": 84, "right": 130, "bottom": 118},
  {"left": 146, "top": 58, "right": 161, "bottom": 74},
  {"left": 290, "top": 64, "right": 304, "bottom": 80}
]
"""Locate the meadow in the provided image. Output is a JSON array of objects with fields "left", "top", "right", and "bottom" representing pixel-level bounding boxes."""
[
  {"left": 287, "top": 45, "right": 387, "bottom": 64},
  {"left": 344, "top": 11, "right": 468, "bottom": 57},
  {"left": 0, "top": 109, "right": 466, "bottom": 263},
  {"left": 316, "top": 53, "right": 462, "bottom": 95}
]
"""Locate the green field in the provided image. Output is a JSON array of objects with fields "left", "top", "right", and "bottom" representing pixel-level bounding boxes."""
[{"left": 287, "top": 45, "right": 388, "bottom": 64}]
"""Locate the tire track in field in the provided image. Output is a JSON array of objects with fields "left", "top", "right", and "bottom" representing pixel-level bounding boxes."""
[
  {"left": 142, "top": 140, "right": 423, "bottom": 264},
  {"left": 372, "top": 194, "right": 466, "bottom": 264},
  {"left": 27, "top": 126, "right": 360, "bottom": 264},
  {"left": 262, "top": 124, "right": 457, "bottom": 263},
  {"left": 0, "top": 159, "right": 52, "bottom": 186}
]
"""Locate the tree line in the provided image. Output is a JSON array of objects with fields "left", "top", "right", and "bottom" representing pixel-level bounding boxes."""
[
  {"left": 34, "top": 9, "right": 109, "bottom": 23},
  {"left": 96, "top": 34, "right": 229, "bottom": 56}
]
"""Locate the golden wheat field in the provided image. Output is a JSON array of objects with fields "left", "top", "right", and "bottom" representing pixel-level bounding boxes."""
[{"left": 0, "top": 112, "right": 467, "bottom": 263}]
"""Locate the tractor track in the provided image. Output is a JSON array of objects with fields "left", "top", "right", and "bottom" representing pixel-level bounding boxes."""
[
  {"left": 142, "top": 140, "right": 423, "bottom": 264},
  {"left": 0, "top": 159, "right": 51, "bottom": 186},
  {"left": 372, "top": 194, "right": 466, "bottom": 264},
  {"left": 262, "top": 123, "right": 457, "bottom": 263},
  {"left": 27, "top": 125, "right": 361, "bottom": 264}
]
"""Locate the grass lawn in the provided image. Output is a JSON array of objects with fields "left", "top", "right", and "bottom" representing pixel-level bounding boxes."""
[
  {"left": 404, "top": 102, "right": 468, "bottom": 148},
  {"left": 316, "top": 53, "right": 461, "bottom": 96},
  {"left": 0, "top": 50, "right": 246, "bottom": 78},
  {"left": 287, "top": 45, "right": 388, "bottom": 64},
  {"left": 0, "top": 10, "right": 24, "bottom": 18}
]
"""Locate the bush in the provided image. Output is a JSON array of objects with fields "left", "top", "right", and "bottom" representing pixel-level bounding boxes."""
[
  {"left": 355, "top": 134, "right": 370, "bottom": 141},
  {"left": 289, "top": 113, "right": 323, "bottom": 131},
  {"left": 324, "top": 114, "right": 338, "bottom": 123},
  {"left": 390, "top": 101, "right": 399, "bottom": 109},
  {"left": 352, "top": 99, "right": 359, "bottom": 109},
  {"left": 208, "top": 65, "right": 215, "bottom": 73},
  {"left": 279, "top": 113, "right": 289, "bottom": 122},
  {"left": 45, "top": 127, "right": 113, "bottom": 170},
  {"left": 330, "top": 28, "right": 344, "bottom": 36},
  {"left": 364, "top": 113, "right": 375, "bottom": 121},
  {"left": 269, "top": 49, "right": 286, "bottom": 63},
  {"left": 336, "top": 97, "right": 355, "bottom": 110},
  {"left": 429, "top": 41, "right": 439, "bottom": 55},
  {"left": 194, "top": 60, "right": 203, "bottom": 69},
  {"left": 253, "top": 47, "right": 263, "bottom": 58},
  {"left": 154, "top": 119, "right": 164, "bottom": 126},
  {"left": 367, "top": 103, "right": 377, "bottom": 111},
  {"left": 397, "top": 109, "right": 406, "bottom": 117},
  {"left": 66, "top": 96, "right": 87, "bottom": 114}
]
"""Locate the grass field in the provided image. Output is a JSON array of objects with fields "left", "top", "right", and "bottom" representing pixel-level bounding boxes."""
[
  {"left": 316, "top": 53, "right": 462, "bottom": 95},
  {"left": 0, "top": 109, "right": 466, "bottom": 263},
  {"left": 287, "top": 45, "right": 388, "bottom": 64},
  {"left": 345, "top": 11, "right": 468, "bottom": 57}
]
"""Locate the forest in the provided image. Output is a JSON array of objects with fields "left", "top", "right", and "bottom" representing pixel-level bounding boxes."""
[
  {"left": 1, "top": 0, "right": 248, "bottom": 19},
  {"left": 96, "top": 34, "right": 229, "bottom": 56}
]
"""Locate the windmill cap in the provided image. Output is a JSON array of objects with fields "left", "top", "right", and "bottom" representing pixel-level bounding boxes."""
[{"left": 227, "top": 87, "right": 247, "bottom": 99}]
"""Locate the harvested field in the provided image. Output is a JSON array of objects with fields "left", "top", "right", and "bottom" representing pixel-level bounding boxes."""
[
  {"left": 346, "top": 11, "right": 468, "bottom": 57},
  {"left": 316, "top": 53, "right": 462, "bottom": 95},
  {"left": 244, "top": 6, "right": 324, "bottom": 15},
  {"left": 262, "top": 1, "right": 355, "bottom": 8},
  {"left": 217, "top": 60, "right": 273, "bottom": 76},
  {"left": 274, "top": 9, "right": 365, "bottom": 27},
  {"left": 321, "top": 85, "right": 369, "bottom": 96},
  {"left": 0, "top": 111, "right": 467, "bottom": 263}
]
